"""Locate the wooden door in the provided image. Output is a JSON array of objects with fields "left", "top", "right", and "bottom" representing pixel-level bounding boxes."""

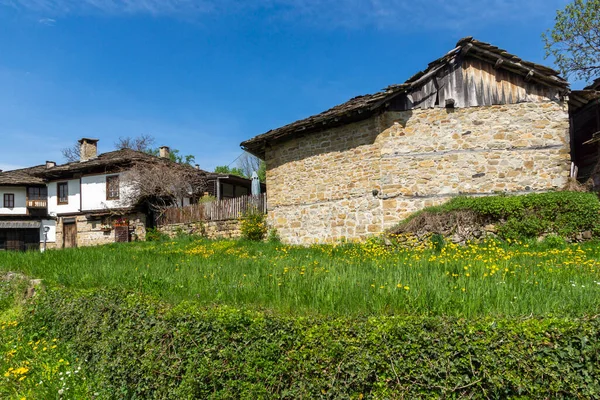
[
  {"left": 115, "top": 226, "right": 130, "bottom": 243},
  {"left": 5, "top": 231, "right": 21, "bottom": 251},
  {"left": 63, "top": 223, "right": 77, "bottom": 248}
]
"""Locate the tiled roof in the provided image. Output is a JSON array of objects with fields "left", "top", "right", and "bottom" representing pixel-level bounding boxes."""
[
  {"left": 0, "top": 165, "right": 47, "bottom": 186},
  {"left": 39, "top": 149, "right": 208, "bottom": 179}
]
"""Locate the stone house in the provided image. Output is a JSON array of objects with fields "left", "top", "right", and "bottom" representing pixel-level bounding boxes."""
[
  {"left": 0, "top": 138, "right": 208, "bottom": 249},
  {"left": 242, "top": 37, "right": 600, "bottom": 244}
]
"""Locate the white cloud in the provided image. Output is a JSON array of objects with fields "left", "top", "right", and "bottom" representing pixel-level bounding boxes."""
[
  {"left": 0, "top": 0, "right": 566, "bottom": 29},
  {"left": 38, "top": 17, "right": 56, "bottom": 25}
]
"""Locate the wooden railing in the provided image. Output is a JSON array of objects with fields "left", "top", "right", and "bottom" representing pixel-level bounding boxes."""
[
  {"left": 26, "top": 199, "right": 47, "bottom": 209},
  {"left": 158, "top": 193, "right": 267, "bottom": 225}
]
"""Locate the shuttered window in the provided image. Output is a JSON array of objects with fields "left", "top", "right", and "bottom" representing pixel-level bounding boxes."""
[
  {"left": 57, "top": 182, "right": 68, "bottom": 205},
  {"left": 106, "top": 175, "right": 120, "bottom": 200},
  {"left": 3, "top": 194, "right": 14, "bottom": 208}
]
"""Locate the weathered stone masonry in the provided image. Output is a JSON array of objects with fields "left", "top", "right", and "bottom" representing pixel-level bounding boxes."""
[{"left": 267, "top": 101, "right": 571, "bottom": 244}]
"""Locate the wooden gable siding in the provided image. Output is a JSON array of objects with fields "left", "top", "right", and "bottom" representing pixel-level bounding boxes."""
[{"left": 391, "top": 56, "right": 562, "bottom": 112}]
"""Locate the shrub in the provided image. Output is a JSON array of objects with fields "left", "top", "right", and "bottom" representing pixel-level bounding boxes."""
[
  {"left": 14, "top": 287, "right": 600, "bottom": 399},
  {"left": 393, "top": 191, "right": 600, "bottom": 240},
  {"left": 543, "top": 234, "right": 567, "bottom": 249},
  {"left": 267, "top": 228, "right": 281, "bottom": 243},
  {"left": 240, "top": 209, "right": 267, "bottom": 241},
  {"left": 145, "top": 227, "right": 169, "bottom": 242}
]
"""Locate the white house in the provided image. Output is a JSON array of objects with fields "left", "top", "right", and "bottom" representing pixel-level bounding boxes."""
[
  {"left": 0, "top": 138, "right": 206, "bottom": 249},
  {"left": 0, "top": 164, "right": 56, "bottom": 251}
]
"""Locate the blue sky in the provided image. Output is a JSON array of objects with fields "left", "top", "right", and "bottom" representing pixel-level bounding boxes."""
[{"left": 0, "top": 0, "right": 573, "bottom": 172}]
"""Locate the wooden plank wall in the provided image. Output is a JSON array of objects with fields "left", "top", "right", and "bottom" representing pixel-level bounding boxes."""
[
  {"left": 390, "top": 56, "right": 562, "bottom": 111},
  {"left": 158, "top": 193, "right": 267, "bottom": 226}
]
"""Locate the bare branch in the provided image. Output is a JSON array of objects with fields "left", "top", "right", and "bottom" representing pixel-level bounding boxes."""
[
  {"left": 120, "top": 161, "right": 207, "bottom": 215},
  {"left": 115, "top": 134, "right": 156, "bottom": 152},
  {"left": 61, "top": 143, "right": 80, "bottom": 163}
]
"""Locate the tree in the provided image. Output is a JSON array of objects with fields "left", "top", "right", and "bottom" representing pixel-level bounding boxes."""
[
  {"left": 115, "top": 134, "right": 155, "bottom": 152},
  {"left": 146, "top": 148, "right": 196, "bottom": 166},
  {"left": 214, "top": 165, "right": 245, "bottom": 177},
  {"left": 121, "top": 161, "right": 207, "bottom": 214},
  {"left": 543, "top": 0, "right": 600, "bottom": 83},
  {"left": 237, "top": 152, "right": 266, "bottom": 182}
]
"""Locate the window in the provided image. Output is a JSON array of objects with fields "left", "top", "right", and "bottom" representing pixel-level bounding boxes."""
[
  {"left": 27, "top": 187, "right": 48, "bottom": 201},
  {"left": 57, "top": 182, "right": 69, "bottom": 205},
  {"left": 235, "top": 186, "right": 249, "bottom": 197},
  {"left": 3, "top": 194, "right": 14, "bottom": 208},
  {"left": 221, "top": 183, "right": 234, "bottom": 198},
  {"left": 106, "top": 175, "right": 120, "bottom": 200}
]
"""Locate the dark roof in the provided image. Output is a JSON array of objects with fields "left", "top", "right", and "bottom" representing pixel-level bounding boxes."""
[
  {"left": 39, "top": 149, "right": 208, "bottom": 179},
  {"left": 585, "top": 78, "right": 600, "bottom": 91},
  {"left": 0, "top": 165, "right": 47, "bottom": 186},
  {"left": 570, "top": 89, "right": 600, "bottom": 113},
  {"left": 241, "top": 37, "right": 569, "bottom": 158}
]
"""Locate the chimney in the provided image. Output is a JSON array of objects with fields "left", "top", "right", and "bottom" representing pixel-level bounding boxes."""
[
  {"left": 195, "top": 164, "right": 200, "bottom": 170},
  {"left": 78, "top": 138, "right": 99, "bottom": 162},
  {"left": 159, "top": 146, "right": 170, "bottom": 159},
  {"left": 46, "top": 160, "right": 56, "bottom": 169}
]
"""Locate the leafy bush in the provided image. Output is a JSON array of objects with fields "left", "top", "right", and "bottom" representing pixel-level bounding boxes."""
[
  {"left": 240, "top": 209, "right": 267, "bottom": 241},
  {"left": 145, "top": 227, "right": 169, "bottom": 242},
  {"left": 267, "top": 228, "right": 281, "bottom": 243},
  {"left": 395, "top": 191, "right": 600, "bottom": 240},
  {"left": 15, "top": 288, "right": 600, "bottom": 399},
  {"left": 543, "top": 234, "right": 567, "bottom": 249}
]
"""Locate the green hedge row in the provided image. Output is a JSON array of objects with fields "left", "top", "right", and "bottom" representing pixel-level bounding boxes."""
[
  {"left": 398, "top": 191, "right": 600, "bottom": 239},
  {"left": 24, "top": 288, "right": 600, "bottom": 398}
]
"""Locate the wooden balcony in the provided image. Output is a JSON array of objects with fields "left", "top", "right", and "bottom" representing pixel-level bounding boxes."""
[{"left": 27, "top": 199, "right": 48, "bottom": 209}]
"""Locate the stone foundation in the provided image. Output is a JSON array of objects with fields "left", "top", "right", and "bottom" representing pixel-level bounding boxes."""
[
  {"left": 159, "top": 219, "right": 242, "bottom": 240},
  {"left": 266, "top": 102, "right": 571, "bottom": 244},
  {"left": 55, "top": 212, "right": 147, "bottom": 248}
]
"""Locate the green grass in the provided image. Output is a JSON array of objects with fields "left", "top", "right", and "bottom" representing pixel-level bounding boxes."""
[{"left": 1, "top": 237, "right": 600, "bottom": 317}]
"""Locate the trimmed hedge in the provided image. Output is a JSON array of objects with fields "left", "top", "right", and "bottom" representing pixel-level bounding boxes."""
[
  {"left": 22, "top": 288, "right": 600, "bottom": 398},
  {"left": 395, "top": 191, "right": 600, "bottom": 240}
]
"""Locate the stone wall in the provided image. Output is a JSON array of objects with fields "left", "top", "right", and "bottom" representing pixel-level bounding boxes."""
[
  {"left": 55, "top": 212, "right": 146, "bottom": 248},
  {"left": 266, "top": 101, "right": 571, "bottom": 244},
  {"left": 159, "top": 219, "right": 242, "bottom": 240}
]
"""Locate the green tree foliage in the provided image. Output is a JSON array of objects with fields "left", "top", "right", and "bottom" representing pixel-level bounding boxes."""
[
  {"left": 257, "top": 159, "right": 266, "bottom": 182},
  {"left": 146, "top": 148, "right": 195, "bottom": 165},
  {"left": 543, "top": 0, "right": 600, "bottom": 83},
  {"left": 213, "top": 165, "right": 245, "bottom": 177}
]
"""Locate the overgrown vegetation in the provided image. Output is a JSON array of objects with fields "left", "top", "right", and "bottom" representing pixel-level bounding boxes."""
[
  {"left": 393, "top": 191, "right": 600, "bottom": 240},
  {"left": 145, "top": 227, "right": 169, "bottom": 242},
  {"left": 1, "top": 237, "right": 600, "bottom": 317},
  {"left": 1, "top": 286, "right": 599, "bottom": 399}
]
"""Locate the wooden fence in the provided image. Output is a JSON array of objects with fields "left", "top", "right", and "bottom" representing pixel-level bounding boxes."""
[{"left": 158, "top": 193, "right": 267, "bottom": 225}]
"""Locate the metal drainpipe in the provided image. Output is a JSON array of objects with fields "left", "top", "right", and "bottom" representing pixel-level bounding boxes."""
[{"left": 216, "top": 177, "right": 221, "bottom": 200}]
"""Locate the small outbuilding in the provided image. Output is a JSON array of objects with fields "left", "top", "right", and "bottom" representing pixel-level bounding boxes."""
[{"left": 242, "top": 37, "right": 598, "bottom": 244}]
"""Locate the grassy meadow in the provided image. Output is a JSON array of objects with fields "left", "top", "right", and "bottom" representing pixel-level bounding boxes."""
[{"left": 1, "top": 236, "right": 600, "bottom": 317}]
